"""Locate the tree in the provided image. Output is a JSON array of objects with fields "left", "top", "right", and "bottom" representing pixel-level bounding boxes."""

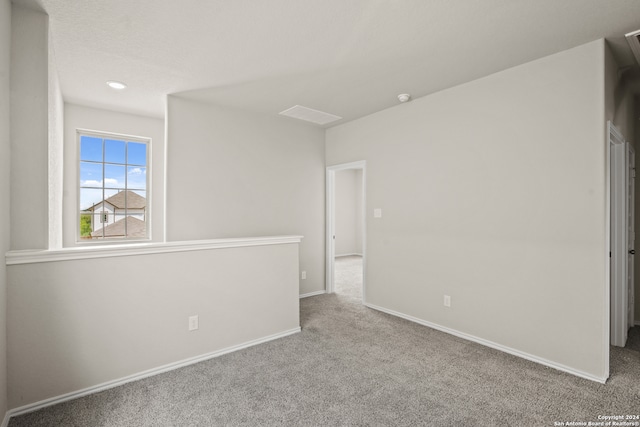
[{"left": 80, "top": 214, "right": 92, "bottom": 237}]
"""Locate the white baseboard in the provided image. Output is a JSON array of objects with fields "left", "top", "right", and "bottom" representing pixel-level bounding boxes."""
[
  {"left": 364, "top": 303, "right": 607, "bottom": 384},
  {"left": 335, "top": 253, "right": 363, "bottom": 258},
  {"left": 635, "top": 320, "right": 640, "bottom": 326},
  {"left": 5, "top": 327, "right": 301, "bottom": 421},
  {"left": 1, "top": 411, "right": 9, "bottom": 427},
  {"left": 299, "top": 290, "right": 325, "bottom": 299}
]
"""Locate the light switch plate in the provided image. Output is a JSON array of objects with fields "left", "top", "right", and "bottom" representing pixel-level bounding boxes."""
[{"left": 374, "top": 208, "right": 382, "bottom": 218}]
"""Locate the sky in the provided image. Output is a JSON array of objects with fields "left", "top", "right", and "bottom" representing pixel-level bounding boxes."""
[{"left": 80, "top": 136, "right": 147, "bottom": 210}]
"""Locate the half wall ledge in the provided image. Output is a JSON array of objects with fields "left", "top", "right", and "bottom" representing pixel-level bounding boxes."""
[{"left": 5, "top": 235, "right": 304, "bottom": 265}]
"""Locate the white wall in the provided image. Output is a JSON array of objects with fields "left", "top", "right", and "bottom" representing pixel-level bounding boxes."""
[
  {"left": 166, "top": 96, "right": 325, "bottom": 295},
  {"left": 63, "top": 104, "right": 165, "bottom": 246},
  {"left": 335, "top": 169, "right": 363, "bottom": 256},
  {"left": 326, "top": 40, "right": 608, "bottom": 379},
  {"left": 7, "top": 242, "right": 300, "bottom": 409},
  {"left": 0, "top": 0, "right": 11, "bottom": 420},
  {"left": 10, "top": 5, "right": 49, "bottom": 250}
]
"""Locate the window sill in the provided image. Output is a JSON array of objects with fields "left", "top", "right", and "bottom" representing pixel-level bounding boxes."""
[{"left": 6, "top": 235, "right": 303, "bottom": 265}]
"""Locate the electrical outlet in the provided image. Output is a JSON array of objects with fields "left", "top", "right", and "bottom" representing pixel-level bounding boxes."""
[
  {"left": 443, "top": 295, "right": 451, "bottom": 307},
  {"left": 301, "top": 271, "right": 307, "bottom": 280},
  {"left": 188, "top": 315, "right": 199, "bottom": 331}
]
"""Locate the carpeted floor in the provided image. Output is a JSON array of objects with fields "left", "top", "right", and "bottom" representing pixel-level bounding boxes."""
[
  {"left": 626, "top": 326, "right": 640, "bottom": 352},
  {"left": 334, "top": 255, "right": 363, "bottom": 301},
  {"left": 8, "top": 259, "right": 640, "bottom": 426}
]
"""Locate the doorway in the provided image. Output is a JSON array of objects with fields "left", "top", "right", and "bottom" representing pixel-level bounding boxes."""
[
  {"left": 609, "top": 120, "right": 635, "bottom": 348},
  {"left": 326, "top": 161, "right": 366, "bottom": 302}
]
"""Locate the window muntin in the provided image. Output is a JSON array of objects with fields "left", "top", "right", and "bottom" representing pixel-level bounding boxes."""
[{"left": 78, "top": 131, "right": 150, "bottom": 242}]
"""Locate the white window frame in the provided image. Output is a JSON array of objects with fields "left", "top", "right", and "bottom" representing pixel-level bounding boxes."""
[{"left": 76, "top": 129, "right": 151, "bottom": 244}]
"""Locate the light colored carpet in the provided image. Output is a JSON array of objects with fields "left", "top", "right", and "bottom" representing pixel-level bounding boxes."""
[
  {"left": 334, "top": 255, "right": 363, "bottom": 301},
  {"left": 8, "top": 269, "right": 640, "bottom": 426}
]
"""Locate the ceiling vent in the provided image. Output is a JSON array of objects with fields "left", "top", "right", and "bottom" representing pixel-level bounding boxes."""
[
  {"left": 626, "top": 29, "right": 640, "bottom": 66},
  {"left": 279, "top": 105, "right": 342, "bottom": 125}
]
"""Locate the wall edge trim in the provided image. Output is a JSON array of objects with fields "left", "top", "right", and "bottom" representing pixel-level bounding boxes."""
[
  {"left": 365, "top": 303, "right": 607, "bottom": 384},
  {"left": 5, "top": 327, "right": 301, "bottom": 419}
]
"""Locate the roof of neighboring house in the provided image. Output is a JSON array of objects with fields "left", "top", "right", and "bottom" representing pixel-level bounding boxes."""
[
  {"left": 91, "top": 216, "right": 146, "bottom": 238},
  {"left": 85, "top": 190, "right": 146, "bottom": 211}
]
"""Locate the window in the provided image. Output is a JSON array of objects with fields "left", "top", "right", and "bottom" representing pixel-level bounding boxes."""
[{"left": 78, "top": 130, "right": 150, "bottom": 241}]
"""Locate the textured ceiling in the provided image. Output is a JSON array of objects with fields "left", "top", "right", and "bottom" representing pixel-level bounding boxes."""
[{"left": 18, "top": 0, "right": 640, "bottom": 125}]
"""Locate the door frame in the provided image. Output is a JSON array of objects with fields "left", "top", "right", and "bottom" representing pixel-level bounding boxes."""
[
  {"left": 627, "top": 143, "right": 635, "bottom": 329},
  {"left": 609, "top": 121, "right": 631, "bottom": 348},
  {"left": 326, "top": 161, "right": 367, "bottom": 301}
]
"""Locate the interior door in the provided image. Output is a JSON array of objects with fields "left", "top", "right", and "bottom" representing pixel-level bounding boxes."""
[{"left": 628, "top": 143, "right": 635, "bottom": 329}]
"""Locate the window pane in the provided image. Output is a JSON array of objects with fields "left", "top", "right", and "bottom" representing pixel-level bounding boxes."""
[
  {"left": 105, "top": 139, "right": 126, "bottom": 164},
  {"left": 127, "top": 190, "right": 146, "bottom": 214},
  {"left": 79, "top": 213, "right": 93, "bottom": 239},
  {"left": 104, "top": 164, "right": 126, "bottom": 189},
  {"left": 90, "top": 217, "right": 103, "bottom": 238},
  {"left": 125, "top": 214, "right": 146, "bottom": 238},
  {"left": 80, "top": 136, "right": 102, "bottom": 162},
  {"left": 80, "top": 162, "right": 103, "bottom": 188},
  {"left": 127, "top": 166, "right": 146, "bottom": 190},
  {"left": 127, "top": 190, "right": 147, "bottom": 213},
  {"left": 85, "top": 202, "right": 105, "bottom": 239},
  {"left": 105, "top": 214, "right": 127, "bottom": 239},
  {"left": 102, "top": 188, "right": 119, "bottom": 210},
  {"left": 128, "top": 142, "right": 147, "bottom": 166},
  {"left": 80, "top": 188, "right": 103, "bottom": 210},
  {"left": 104, "top": 188, "right": 119, "bottom": 199},
  {"left": 94, "top": 202, "right": 115, "bottom": 239}
]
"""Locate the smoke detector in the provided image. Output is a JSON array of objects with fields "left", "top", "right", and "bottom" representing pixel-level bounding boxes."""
[
  {"left": 625, "top": 29, "right": 640, "bottom": 66},
  {"left": 398, "top": 93, "right": 411, "bottom": 103}
]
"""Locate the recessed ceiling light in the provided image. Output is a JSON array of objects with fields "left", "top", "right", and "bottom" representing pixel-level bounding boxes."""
[{"left": 106, "top": 81, "right": 127, "bottom": 90}]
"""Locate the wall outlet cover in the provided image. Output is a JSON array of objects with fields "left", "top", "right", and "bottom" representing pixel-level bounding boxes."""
[
  {"left": 444, "top": 295, "right": 451, "bottom": 307},
  {"left": 188, "top": 315, "right": 199, "bottom": 331}
]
